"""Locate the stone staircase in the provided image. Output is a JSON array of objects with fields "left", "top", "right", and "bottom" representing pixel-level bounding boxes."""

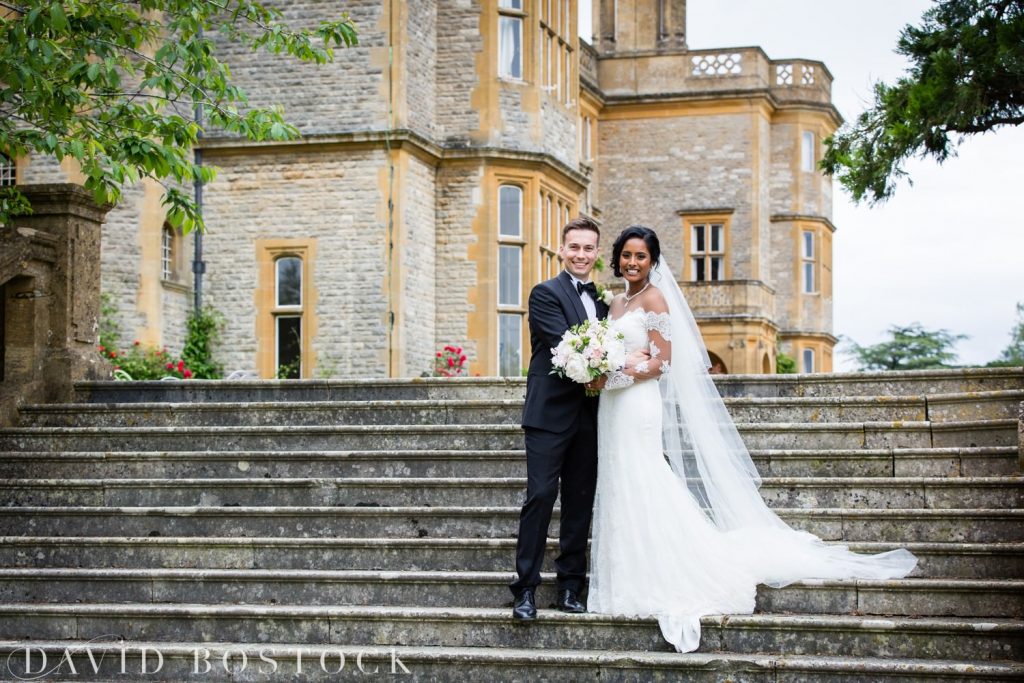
[{"left": 0, "top": 367, "right": 1021, "bottom": 681}]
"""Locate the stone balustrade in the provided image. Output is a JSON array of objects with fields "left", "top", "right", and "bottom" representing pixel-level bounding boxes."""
[{"left": 595, "top": 45, "right": 833, "bottom": 106}]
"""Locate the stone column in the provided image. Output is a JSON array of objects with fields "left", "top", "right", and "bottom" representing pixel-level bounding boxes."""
[{"left": 0, "top": 184, "right": 111, "bottom": 424}]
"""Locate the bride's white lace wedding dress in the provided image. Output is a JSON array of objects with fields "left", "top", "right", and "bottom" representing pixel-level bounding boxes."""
[{"left": 588, "top": 265, "right": 917, "bottom": 653}]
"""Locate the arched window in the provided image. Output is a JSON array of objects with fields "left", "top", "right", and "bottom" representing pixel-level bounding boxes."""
[
  {"left": 0, "top": 153, "right": 15, "bottom": 187},
  {"left": 275, "top": 256, "right": 303, "bottom": 378}
]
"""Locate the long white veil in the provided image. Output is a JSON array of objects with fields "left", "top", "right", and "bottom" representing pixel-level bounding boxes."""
[{"left": 652, "top": 261, "right": 917, "bottom": 586}]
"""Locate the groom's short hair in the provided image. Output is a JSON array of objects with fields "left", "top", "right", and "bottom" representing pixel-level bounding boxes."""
[{"left": 562, "top": 216, "right": 600, "bottom": 243}]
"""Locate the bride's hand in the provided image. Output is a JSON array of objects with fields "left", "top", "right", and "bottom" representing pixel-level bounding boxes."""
[
  {"left": 587, "top": 375, "right": 608, "bottom": 391},
  {"left": 625, "top": 349, "right": 651, "bottom": 370}
]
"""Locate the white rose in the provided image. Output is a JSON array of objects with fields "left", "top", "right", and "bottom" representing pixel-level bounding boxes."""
[
  {"left": 606, "top": 341, "right": 627, "bottom": 371},
  {"left": 601, "top": 289, "right": 614, "bottom": 306},
  {"left": 565, "top": 355, "right": 591, "bottom": 384}
]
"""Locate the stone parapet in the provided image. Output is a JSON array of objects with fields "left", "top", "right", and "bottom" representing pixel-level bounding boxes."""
[
  {"left": 597, "top": 46, "right": 834, "bottom": 111},
  {"left": 682, "top": 279, "right": 775, "bottom": 319}
]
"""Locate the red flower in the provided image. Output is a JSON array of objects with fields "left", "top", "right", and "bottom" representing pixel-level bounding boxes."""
[
  {"left": 166, "top": 363, "right": 174, "bottom": 370},
  {"left": 177, "top": 360, "right": 185, "bottom": 372},
  {"left": 459, "top": 355, "right": 467, "bottom": 362},
  {"left": 183, "top": 369, "right": 193, "bottom": 379},
  {"left": 444, "top": 345, "right": 454, "bottom": 352},
  {"left": 436, "top": 352, "right": 442, "bottom": 357},
  {"left": 447, "top": 357, "right": 454, "bottom": 368},
  {"left": 109, "top": 352, "right": 117, "bottom": 358},
  {"left": 133, "top": 340, "right": 140, "bottom": 346},
  {"left": 98, "top": 345, "right": 105, "bottom": 351},
  {"left": 455, "top": 347, "right": 462, "bottom": 354}
]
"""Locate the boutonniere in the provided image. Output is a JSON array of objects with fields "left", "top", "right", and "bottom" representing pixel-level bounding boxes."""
[{"left": 596, "top": 284, "right": 614, "bottom": 306}]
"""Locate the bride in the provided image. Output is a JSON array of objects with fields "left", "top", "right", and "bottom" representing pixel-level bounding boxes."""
[{"left": 588, "top": 225, "right": 917, "bottom": 652}]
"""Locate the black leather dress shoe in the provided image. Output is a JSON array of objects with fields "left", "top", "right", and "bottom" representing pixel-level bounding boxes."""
[
  {"left": 555, "top": 589, "right": 586, "bottom": 613},
  {"left": 512, "top": 588, "right": 537, "bottom": 621}
]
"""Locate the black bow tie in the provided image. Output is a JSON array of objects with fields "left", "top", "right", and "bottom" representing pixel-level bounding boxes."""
[{"left": 577, "top": 281, "right": 598, "bottom": 298}]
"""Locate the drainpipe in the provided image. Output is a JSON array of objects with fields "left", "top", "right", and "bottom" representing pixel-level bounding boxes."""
[{"left": 192, "top": 28, "right": 206, "bottom": 312}]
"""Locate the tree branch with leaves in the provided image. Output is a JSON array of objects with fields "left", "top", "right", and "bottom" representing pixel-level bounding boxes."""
[
  {"left": 0, "top": 0, "right": 358, "bottom": 232},
  {"left": 822, "top": 0, "right": 1024, "bottom": 203}
]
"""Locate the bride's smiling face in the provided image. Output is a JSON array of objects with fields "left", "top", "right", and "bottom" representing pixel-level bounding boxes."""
[{"left": 619, "top": 237, "right": 652, "bottom": 284}]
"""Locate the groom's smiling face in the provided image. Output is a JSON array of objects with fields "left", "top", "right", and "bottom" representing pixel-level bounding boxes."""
[{"left": 559, "top": 228, "right": 600, "bottom": 281}]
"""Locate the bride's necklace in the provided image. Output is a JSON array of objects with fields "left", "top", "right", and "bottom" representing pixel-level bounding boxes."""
[{"left": 623, "top": 280, "right": 650, "bottom": 308}]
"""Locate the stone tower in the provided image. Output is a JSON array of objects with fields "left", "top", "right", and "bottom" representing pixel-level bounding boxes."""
[{"left": 586, "top": 0, "right": 839, "bottom": 373}]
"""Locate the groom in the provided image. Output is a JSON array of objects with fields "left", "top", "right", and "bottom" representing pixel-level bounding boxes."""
[{"left": 510, "top": 216, "right": 608, "bottom": 620}]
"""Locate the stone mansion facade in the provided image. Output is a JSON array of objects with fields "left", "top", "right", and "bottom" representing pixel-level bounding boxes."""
[{"left": 9, "top": 0, "right": 839, "bottom": 378}]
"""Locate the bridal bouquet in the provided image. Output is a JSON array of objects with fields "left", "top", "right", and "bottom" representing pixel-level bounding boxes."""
[{"left": 550, "top": 319, "right": 627, "bottom": 396}]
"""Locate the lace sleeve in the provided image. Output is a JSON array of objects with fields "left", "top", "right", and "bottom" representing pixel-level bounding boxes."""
[
  {"left": 632, "top": 310, "right": 672, "bottom": 380},
  {"left": 644, "top": 311, "right": 673, "bottom": 339}
]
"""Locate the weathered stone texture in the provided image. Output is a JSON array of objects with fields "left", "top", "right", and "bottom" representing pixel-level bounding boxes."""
[
  {"left": 540, "top": 96, "right": 578, "bottom": 168},
  {"left": 404, "top": 0, "right": 438, "bottom": 140},
  {"left": 18, "top": 155, "right": 66, "bottom": 184},
  {"left": 100, "top": 184, "right": 153, "bottom": 347},
  {"left": 434, "top": 164, "right": 483, "bottom": 368},
  {"left": 201, "top": 148, "right": 389, "bottom": 376},
  {"left": 435, "top": 0, "right": 483, "bottom": 145},
  {"left": 397, "top": 154, "right": 438, "bottom": 377},
  {"left": 769, "top": 123, "right": 798, "bottom": 216},
  {"left": 597, "top": 113, "right": 756, "bottom": 278},
  {"left": 769, "top": 220, "right": 798, "bottom": 331},
  {"left": 210, "top": 0, "right": 388, "bottom": 137}
]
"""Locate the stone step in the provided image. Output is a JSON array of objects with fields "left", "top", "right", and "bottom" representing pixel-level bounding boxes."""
[
  {"left": 926, "top": 389, "right": 1024, "bottom": 422},
  {"left": 713, "top": 367, "right": 1024, "bottom": 398},
  {"left": 2, "top": 640, "right": 1021, "bottom": 682},
  {"left": 1, "top": 447, "right": 1016, "bottom": 480},
  {"left": 4, "top": 537, "right": 1019, "bottom": 579},
  {"left": 71, "top": 368, "right": 1024, "bottom": 404},
  {"left": 1, "top": 568, "right": 1020, "bottom": 618},
  {"left": 1, "top": 419, "right": 1016, "bottom": 452},
  {"left": 74, "top": 378, "right": 529, "bottom": 404},
  {"left": 23, "top": 389, "right": 1024, "bottom": 427},
  {"left": 2, "top": 476, "right": 1020, "bottom": 509},
  {"left": 2, "top": 603, "right": 1021, "bottom": 660},
  {"left": 1, "top": 506, "right": 1020, "bottom": 542}
]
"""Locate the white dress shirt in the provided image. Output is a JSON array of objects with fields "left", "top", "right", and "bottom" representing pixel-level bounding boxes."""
[{"left": 567, "top": 271, "right": 598, "bottom": 322}]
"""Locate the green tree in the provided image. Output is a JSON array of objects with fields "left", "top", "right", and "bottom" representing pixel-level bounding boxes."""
[
  {"left": 822, "top": 0, "right": 1024, "bottom": 203},
  {"left": 846, "top": 323, "right": 968, "bottom": 371},
  {"left": 988, "top": 302, "right": 1024, "bottom": 367},
  {"left": 0, "top": 1, "right": 357, "bottom": 231}
]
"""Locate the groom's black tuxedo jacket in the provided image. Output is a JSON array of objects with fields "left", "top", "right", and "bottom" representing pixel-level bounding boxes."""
[{"left": 521, "top": 270, "right": 609, "bottom": 431}]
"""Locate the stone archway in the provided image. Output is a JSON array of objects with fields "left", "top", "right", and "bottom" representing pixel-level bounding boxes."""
[{"left": 762, "top": 352, "right": 772, "bottom": 374}]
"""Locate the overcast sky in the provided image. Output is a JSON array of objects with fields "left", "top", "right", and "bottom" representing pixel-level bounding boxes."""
[{"left": 582, "top": 1, "right": 1023, "bottom": 369}]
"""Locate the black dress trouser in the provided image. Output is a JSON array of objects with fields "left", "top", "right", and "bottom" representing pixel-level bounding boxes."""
[{"left": 510, "top": 403, "right": 599, "bottom": 597}]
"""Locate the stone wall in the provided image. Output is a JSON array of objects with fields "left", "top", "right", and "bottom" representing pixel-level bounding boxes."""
[
  {"left": 396, "top": 152, "right": 438, "bottom": 377},
  {"left": 596, "top": 112, "right": 757, "bottom": 278},
  {"left": 201, "top": 146, "right": 390, "bottom": 377},
  {"left": 434, "top": 163, "right": 484, "bottom": 370},
  {"left": 209, "top": 0, "right": 389, "bottom": 137},
  {"left": 435, "top": 0, "right": 483, "bottom": 145},
  {"left": 404, "top": 0, "right": 438, "bottom": 140}
]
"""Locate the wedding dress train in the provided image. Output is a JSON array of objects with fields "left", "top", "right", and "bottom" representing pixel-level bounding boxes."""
[{"left": 587, "top": 264, "right": 917, "bottom": 652}]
